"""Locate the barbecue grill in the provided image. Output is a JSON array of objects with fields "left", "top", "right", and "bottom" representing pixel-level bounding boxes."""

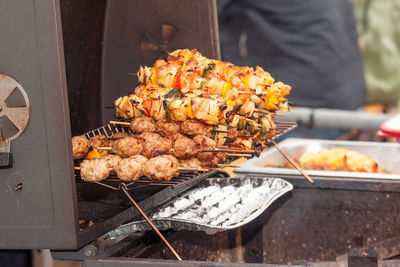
[{"left": 2, "top": 1, "right": 400, "bottom": 267}]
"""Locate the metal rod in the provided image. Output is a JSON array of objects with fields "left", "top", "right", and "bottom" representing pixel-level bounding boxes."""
[
  {"left": 270, "top": 140, "right": 314, "bottom": 184},
  {"left": 120, "top": 184, "right": 182, "bottom": 261},
  {"left": 201, "top": 149, "right": 256, "bottom": 154}
]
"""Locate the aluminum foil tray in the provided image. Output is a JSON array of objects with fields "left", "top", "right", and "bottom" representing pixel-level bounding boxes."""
[
  {"left": 105, "top": 177, "right": 292, "bottom": 236},
  {"left": 235, "top": 138, "right": 400, "bottom": 180}
]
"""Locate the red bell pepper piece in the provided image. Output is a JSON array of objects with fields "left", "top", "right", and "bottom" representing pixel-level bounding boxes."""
[
  {"left": 143, "top": 99, "right": 152, "bottom": 116},
  {"left": 173, "top": 72, "right": 182, "bottom": 89}
]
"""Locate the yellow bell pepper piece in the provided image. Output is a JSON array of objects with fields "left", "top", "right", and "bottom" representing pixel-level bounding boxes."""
[
  {"left": 226, "top": 99, "right": 236, "bottom": 107},
  {"left": 184, "top": 99, "right": 195, "bottom": 119},
  {"left": 221, "top": 82, "right": 232, "bottom": 96},
  {"left": 86, "top": 148, "right": 107, "bottom": 159}
]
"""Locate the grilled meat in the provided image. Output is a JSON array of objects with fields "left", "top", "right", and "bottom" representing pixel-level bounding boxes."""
[
  {"left": 116, "top": 155, "right": 148, "bottom": 181},
  {"left": 298, "top": 148, "right": 383, "bottom": 173},
  {"left": 111, "top": 136, "right": 143, "bottom": 157},
  {"left": 193, "top": 135, "right": 216, "bottom": 161},
  {"left": 143, "top": 155, "right": 179, "bottom": 181},
  {"left": 130, "top": 116, "right": 156, "bottom": 133},
  {"left": 137, "top": 132, "right": 163, "bottom": 143},
  {"left": 101, "top": 154, "right": 122, "bottom": 172},
  {"left": 181, "top": 119, "right": 208, "bottom": 136},
  {"left": 80, "top": 158, "right": 110, "bottom": 182},
  {"left": 72, "top": 135, "right": 90, "bottom": 159},
  {"left": 156, "top": 119, "right": 181, "bottom": 136},
  {"left": 179, "top": 158, "right": 202, "bottom": 169},
  {"left": 143, "top": 138, "right": 172, "bottom": 159},
  {"left": 171, "top": 135, "right": 201, "bottom": 159}
]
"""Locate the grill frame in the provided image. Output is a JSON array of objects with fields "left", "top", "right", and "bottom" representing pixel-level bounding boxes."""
[
  {"left": 74, "top": 121, "right": 296, "bottom": 248},
  {"left": 74, "top": 121, "right": 297, "bottom": 190}
]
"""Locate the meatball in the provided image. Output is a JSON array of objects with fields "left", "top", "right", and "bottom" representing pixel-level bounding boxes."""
[
  {"left": 160, "top": 155, "right": 179, "bottom": 169},
  {"left": 143, "top": 155, "right": 178, "bottom": 181},
  {"left": 164, "top": 133, "right": 184, "bottom": 144},
  {"left": 110, "top": 132, "right": 131, "bottom": 139},
  {"left": 137, "top": 132, "right": 163, "bottom": 143},
  {"left": 72, "top": 135, "right": 90, "bottom": 159},
  {"left": 101, "top": 154, "right": 122, "bottom": 172},
  {"left": 116, "top": 155, "right": 147, "bottom": 182},
  {"left": 89, "top": 135, "right": 109, "bottom": 152},
  {"left": 80, "top": 158, "right": 110, "bottom": 182},
  {"left": 181, "top": 119, "right": 208, "bottom": 136},
  {"left": 143, "top": 139, "right": 172, "bottom": 159},
  {"left": 200, "top": 157, "right": 220, "bottom": 168},
  {"left": 193, "top": 135, "right": 216, "bottom": 161},
  {"left": 171, "top": 136, "right": 201, "bottom": 159},
  {"left": 156, "top": 119, "right": 181, "bottom": 136},
  {"left": 109, "top": 132, "right": 131, "bottom": 148},
  {"left": 130, "top": 116, "right": 156, "bottom": 133},
  {"left": 179, "top": 158, "right": 202, "bottom": 169},
  {"left": 112, "top": 137, "right": 143, "bottom": 157}
]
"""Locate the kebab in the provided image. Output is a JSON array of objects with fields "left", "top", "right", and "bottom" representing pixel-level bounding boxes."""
[
  {"left": 74, "top": 133, "right": 227, "bottom": 182},
  {"left": 114, "top": 49, "right": 292, "bottom": 148}
]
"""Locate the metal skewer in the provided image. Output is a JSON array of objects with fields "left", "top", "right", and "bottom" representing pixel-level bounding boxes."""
[
  {"left": 120, "top": 184, "right": 182, "bottom": 261},
  {"left": 269, "top": 140, "right": 314, "bottom": 184}
]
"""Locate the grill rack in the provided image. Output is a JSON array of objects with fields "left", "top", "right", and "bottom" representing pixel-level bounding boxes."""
[{"left": 74, "top": 121, "right": 297, "bottom": 189}]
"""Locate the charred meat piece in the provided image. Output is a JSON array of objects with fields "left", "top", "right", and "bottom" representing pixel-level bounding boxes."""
[
  {"left": 200, "top": 157, "right": 219, "bottom": 168},
  {"left": 181, "top": 119, "right": 208, "bottom": 136},
  {"left": 80, "top": 158, "right": 110, "bottom": 182},
  {"left": 101, "top": 154, "right": 122, "bottom": 172},
  {"left": 89, "top": 134, "right": 109, "bottom": 152},
  {"left": 193, "top": 135, "right": 216, "bottom": 161},
  {"left": 112, "top": 136, "right": 143, "bottom": 157},
  {"left": 72, "top": 135, "right": 90, "bottom": 159},
  {"left": 156, "top": 119, "right": 181, "bottom": 136},
  {"left": 116, "top": 155, "right": 148, "bottom": 182},
  {"left": 130, "top": 116, "right": 156, "bottom": 133},
  {"left": 137, "top": 132, "right": 163, "bottom": 143},
  {"left": 179, "top": 158, "right": 202, "bottom": 169},
  {"left": 171, "top": 135, "right": 201, "bottom": 159},
  {"left": 109, "top": 132, "right": 131, "bottom": 148},
  {"left": 143, "top": 138, "right": 172, "bottom": 159},
  {"left": 143, "top": 155, "right": 179, "bottom": 181}
]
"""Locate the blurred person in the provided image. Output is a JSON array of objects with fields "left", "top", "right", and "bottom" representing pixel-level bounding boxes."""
[
  {"left": 218, "top": 0, "right": 367, "bottom": 139},
  {"left": 354, "top": 0, "right": 400, "bottom": 111}
]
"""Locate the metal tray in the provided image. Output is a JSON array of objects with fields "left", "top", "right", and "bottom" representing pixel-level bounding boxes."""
[
  {"left": 104, "top": 177, "right": 293, "bottom": 236},
  {"left": 235, "top": 138, "right": 400, "bottom": 180}
]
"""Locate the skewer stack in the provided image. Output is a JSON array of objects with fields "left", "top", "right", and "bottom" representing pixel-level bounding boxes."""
[
  {"left": 71, "top": 48, "right": 302, "bottom": 183},
  {"left": 114, "top": 48, "right": 293, "bottom": 150}
]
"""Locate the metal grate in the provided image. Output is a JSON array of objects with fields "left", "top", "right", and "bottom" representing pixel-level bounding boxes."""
[
  {"left": 270, "top": 121, "right": 298, "bottom": 142},
  {"left": 74, "top": 121, "right": 297, "bottom": 189}
]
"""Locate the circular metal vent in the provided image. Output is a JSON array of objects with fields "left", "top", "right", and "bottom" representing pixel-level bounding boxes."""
[{"left": 0, "top": 74, "right": 30, "bottom": 141}]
